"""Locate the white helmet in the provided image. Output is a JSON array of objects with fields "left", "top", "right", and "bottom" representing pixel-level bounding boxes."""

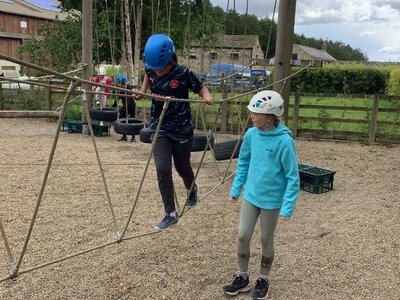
[
  {"left": 98, "top": 66, "right": 106, "bottom": 75},
  {"left": 247, "top": 90, "right": 284, "bottom": 117}
]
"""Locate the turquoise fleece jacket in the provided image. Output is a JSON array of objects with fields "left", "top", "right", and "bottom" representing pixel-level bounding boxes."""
[{"left": 230, "top": 124, "right": 300, "bottom": 217}]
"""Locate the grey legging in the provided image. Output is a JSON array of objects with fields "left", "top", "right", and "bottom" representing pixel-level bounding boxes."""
[{"left": 237, "top": 200, "right": 280, "bottom": 276}]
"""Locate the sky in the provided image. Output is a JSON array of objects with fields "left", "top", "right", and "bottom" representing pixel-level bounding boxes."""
[{"left": 209, "top": 0, "right": 400, "bottom": 62}]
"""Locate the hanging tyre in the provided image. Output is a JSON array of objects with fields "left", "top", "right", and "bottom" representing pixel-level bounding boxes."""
[
  {"left": 89, "top": 107, "right": 118, "bottom": 122},
  {"left": 139, "top": 127, "right": 155, "bottom": 144},
  {"left": 191, "top": 132, "right": 215, "bottom": 152},
  {"left": 213, "top": 139, "right": 243, "bottom": 160},
  {"left": 114, "top": 118, "right": 145, "bottom": 136}
]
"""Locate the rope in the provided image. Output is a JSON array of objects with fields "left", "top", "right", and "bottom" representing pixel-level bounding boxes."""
[
  {"left": 121, "top": 100, "right": 171, "bottom": 238},
  {"left": 222, "top": 62, "right": 314, "bottom": 102},
  {"left": 0, "top": 35, "right": 313, "bottom": 280},
  {"left": 202, "top": 62, "right": 256, "bottom": 87},
  {"left": 104, "top": 0, "right": 116, "bottom": 65},
  {"left": 0, "top": 218, "right": 16, "bottom": 275},
  {"left": 14, "top": 80, "right": 79, "bottom": 276},
  {"left": 34, "top": 66, "right": 85, "bottom": 80},
  {"left": 0, "top": 77, "right": 68, "bottom": 91},
  {"left": 82, "top": 91, "right": 120, "bottom": 238},
  {"left": 0, "top": 229, "right": 162, "bottom": 284},
  {"left": 265, "top": 0, "right": 278, "bottom": 61}
]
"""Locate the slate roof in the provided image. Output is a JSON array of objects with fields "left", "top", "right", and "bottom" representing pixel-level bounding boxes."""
[
  {"left": 192, "top": 34, "right": 261, "bottom": 49},
  {"left": 295, "top": 44, "right": 337, "bottom": 61}
]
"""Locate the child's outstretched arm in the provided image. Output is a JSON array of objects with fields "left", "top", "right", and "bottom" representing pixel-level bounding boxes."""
[
  {"left": 133, "top": 74, "right": 150, "bottom": 100},
  {"left": 198, "top": 86, "right": 213, "bottom": 105}
]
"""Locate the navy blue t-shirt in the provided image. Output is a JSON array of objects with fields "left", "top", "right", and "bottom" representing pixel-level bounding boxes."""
[{"left": 145, "top": 64, "right": 203, "bottom": 133}]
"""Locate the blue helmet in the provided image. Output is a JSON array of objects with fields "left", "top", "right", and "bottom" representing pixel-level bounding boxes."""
[
  {"left": 144, "top": 34, "right": 174, "bottom": 70},
  {"left": 116, "top": 73, "right": 127, "bottom": 83}
]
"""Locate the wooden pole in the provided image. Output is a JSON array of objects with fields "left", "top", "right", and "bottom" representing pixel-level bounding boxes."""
[
  {"left": 273, "top": 0, "right": 296, "bottom": 124},
  {"left": 124, "top": 0, "right": 135, "bottom": 85},
  {"left": 82, "top": 0, "right": 93, "bottom": 122},
  {"left": 45, "top": 80, "right": 51, "bottom": 110},
  {"left": 369, "top": 94, "right": 379, "bottom": 143},
  {"left": 292, "top": 92, "right": 300, "bottom": 137},
  {"left": 133, "top": 0, "right": 143, "bottom": 87}
]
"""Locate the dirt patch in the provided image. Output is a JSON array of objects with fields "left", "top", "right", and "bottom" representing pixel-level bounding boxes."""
[{"left": 0, "top": 118, "right": 399, "bottom": 299}]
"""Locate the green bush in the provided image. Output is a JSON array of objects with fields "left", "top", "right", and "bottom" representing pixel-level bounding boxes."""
[
  {"left": 387, "top": 67, "right": 400, "bottom": 95},
  {"left": 290, "top": 65, "right": 390, "bottom": 94}
]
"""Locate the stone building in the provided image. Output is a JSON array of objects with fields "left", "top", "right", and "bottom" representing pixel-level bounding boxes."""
[{"left": 179, "top": 34, "right": 265, "bottom": 73}]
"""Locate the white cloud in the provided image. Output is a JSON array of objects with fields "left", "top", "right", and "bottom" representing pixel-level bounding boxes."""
[
  {"left": 360, "top": 30, "right": 376, "bottom": 37},
  {"left": 209, "top": 0, "right": 400, "bottom": 61},
  {"left": 379, "top": 46, "right": 400, "bottom": 54}
]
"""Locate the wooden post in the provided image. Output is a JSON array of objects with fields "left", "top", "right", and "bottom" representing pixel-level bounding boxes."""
[
  {"left": 133, "top": 0, "right": 142, "bottom": 87},
  {"left": 273, "top": 0, "right": 297, "bottom": 124},
  {"left": 292, "top": 93, "right": 300, "bottom": 137},
  {"left": 369, "top": 94, "right": 379, "bottom": 143},
  {"left": 82, "top": 0, "right": 93, "bottom": 122},
  {"left": 45, "top": 80, "right": 51, "bottom": 110},
  {"left": 124, "top": 0, "right": 134, "bottom": 85}
]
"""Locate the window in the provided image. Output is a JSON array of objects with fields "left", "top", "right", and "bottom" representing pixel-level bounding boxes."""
[
  {"left": 209, "top": 52, "right": 218, "bottom": 60},
  {"left": 230, "top": 51, "right": 240, "bottom": 60},
  {"left": 189, "top": 51, "right": 197, "bottom": 59}
]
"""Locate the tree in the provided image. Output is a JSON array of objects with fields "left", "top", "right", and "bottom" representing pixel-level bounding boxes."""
[{"left": 17, "top": 13, "right": 82, "bottom": 75}]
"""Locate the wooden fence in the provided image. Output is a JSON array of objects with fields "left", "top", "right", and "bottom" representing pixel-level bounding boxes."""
[
  {"left": 191, "top": 92, "right": 400, "bottom": 144},
  {"left": 1, "top": 83, "right": 400, "bottom": 144},
  {"left": 290, "top": 93, "right": 400, "bottom": 144}
]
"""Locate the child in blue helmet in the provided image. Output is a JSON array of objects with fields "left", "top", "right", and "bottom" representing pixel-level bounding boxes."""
[
  {"left": 134, "top": 33, "right": 213, "bottom": 230},
  {"left": 113, "top": 73, "right": 136, "bottom": 142},
  {"left": 223, "top": 91, "right": 300, "bottom": 300}
]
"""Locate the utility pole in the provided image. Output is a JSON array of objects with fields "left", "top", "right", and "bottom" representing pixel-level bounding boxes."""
[
  {"left": 82, "top": 0, "right": 93, "bottom": 121},
  {"left": 273, "top": 0, "right": 296, "bottom": 124}
]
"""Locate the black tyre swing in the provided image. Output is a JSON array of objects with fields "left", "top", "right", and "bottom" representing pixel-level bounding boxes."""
[
  {"left": 213, "top": 138, "right": 243, "bottom": 161},
  {"left": 114, "top": 118, "right": 146, "bottom": 136},
  {"left": 191, "top": 132, "right": 215, "bottom": 152},
  {"left": 89, "top": 107, "right": 118, "bottom": 122}
]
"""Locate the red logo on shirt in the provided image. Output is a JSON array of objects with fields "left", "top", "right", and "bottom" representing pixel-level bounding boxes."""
[{"left": 170, "top": 79, "right": 179, "bottom": 88}]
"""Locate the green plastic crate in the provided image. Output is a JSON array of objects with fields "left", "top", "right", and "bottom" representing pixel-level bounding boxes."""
[
  {"left": 300, "top": 167, "right": 335, "bottom": 194},
  {"left": 61, "top": 119, "right": 71, "bottom": 131},
  {"left": 67, "top": 120, "right": 82, "bottom": 134},
  {"left": 92, "top": 122, "right": 110, "bottom": 137}
]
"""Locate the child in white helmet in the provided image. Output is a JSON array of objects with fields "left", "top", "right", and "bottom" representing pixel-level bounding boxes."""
[
  {"left": 91, "top": 66, "right": 113, "bottom": 108},
  {"left": 223, "top": 90, "right": 300, "bottom": 300}
]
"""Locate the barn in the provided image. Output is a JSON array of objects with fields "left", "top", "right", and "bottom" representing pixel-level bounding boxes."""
[{"left": 0, "top": 0, "right": 68, "bottom": 77}]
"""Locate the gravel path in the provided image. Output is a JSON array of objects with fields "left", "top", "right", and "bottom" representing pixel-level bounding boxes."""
[{"left": 0, "top": 118, "right": 399, "bottom": 300}]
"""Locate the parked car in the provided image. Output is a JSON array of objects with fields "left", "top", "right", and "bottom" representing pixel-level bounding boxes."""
[
  {"left": 192, "top": 71, "right": 207, "bottom": 82},
  {"left": 204, "top": 64, "right": 252, "bottom": 91},
  {"left": 251, "top": 69, "right": 270, "bottom": 88}
]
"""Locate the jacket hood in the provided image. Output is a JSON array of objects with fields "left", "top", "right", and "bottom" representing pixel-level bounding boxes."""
[{"left": 256, "top": 124, "right": 292, "bottom": 137}]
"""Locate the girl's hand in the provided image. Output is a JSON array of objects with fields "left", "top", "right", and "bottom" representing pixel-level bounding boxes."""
[
  {"left": 229, "top": 196, "right": 238, "bottom": 203},
  {"left": 132, "top": 94, "right": 143, "bottom": 101},
  {"left": 202, "top": 96, "right": 214, "bottom": 105},
  {"left": 279, "top": 215, "right": 290, "bottom": 221}
]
